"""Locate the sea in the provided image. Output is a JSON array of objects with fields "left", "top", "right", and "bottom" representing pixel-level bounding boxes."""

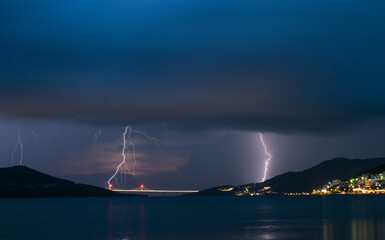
[{"left": 0, "top": 195, "right": 384, "bottom": 240}]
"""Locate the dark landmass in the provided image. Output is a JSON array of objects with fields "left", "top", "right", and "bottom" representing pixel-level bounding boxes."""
[
  {"left": 0, "top": 166, "right": 122, "bottom": 198},
  {"left": 194, "top": 157, "right": 385, "bottom": 195},
  {"left": 356, "top": 163, "right": 385, "bottom": 176}
]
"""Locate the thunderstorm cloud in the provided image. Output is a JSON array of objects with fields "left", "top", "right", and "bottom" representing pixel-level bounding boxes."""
[
  {"left": 0, "top": 0, "right": 384, "bottom": 133},
  {"left": 1, "top": 1, "right": 385, "bottom": 189}
]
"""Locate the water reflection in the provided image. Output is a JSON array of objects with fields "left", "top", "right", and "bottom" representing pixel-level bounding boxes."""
[
  {"left": 140, "top": 200, "right": 146, "bottom": 240},
  {"left": 322, "top": 218, "right": 385, "bottom": 240},
  {"left": 101, "top": 196, "right": 385, "bottom": 240},
  {"left": 108, "top": 200, "right": 114, "bottom": 240},
  {"left": 321, "top": 197, "right": 385, "bottom": 240}
]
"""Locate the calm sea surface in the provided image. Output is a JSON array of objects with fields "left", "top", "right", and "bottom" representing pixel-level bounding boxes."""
[{"left": 0, "top": 195, "right": 384, "bottom": 240}]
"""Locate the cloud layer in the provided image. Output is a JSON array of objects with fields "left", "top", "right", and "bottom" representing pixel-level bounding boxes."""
[{"left": 1, "top": 1, "right": 385, "bottom": 132}]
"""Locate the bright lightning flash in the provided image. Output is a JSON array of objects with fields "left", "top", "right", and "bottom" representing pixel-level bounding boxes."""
[
  {"left": 108, "top": 127, "right": 129, "bottom": 190},
  {"left": 107, "top": 126, "right": 160, "bottom": 189},
  {"left": 259, "top": 132, "right": 271, "bottom": 182},
  {"left": 11, "top": 131, "right": 24, "bottom": 166}
]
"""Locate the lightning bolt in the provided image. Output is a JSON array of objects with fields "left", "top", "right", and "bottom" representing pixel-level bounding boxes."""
[
  {"left": 11, "top": 131, "right": 23, "bottom": 166},
  {"left": 119, "top": 127, "right": 134, "bottom": 187},
  {"left": 126, "top": 127, "right": 137, "bottom": 177},
  {"left": 92, "top": 129, "right": 102, "bottom": 145},
  {"left": 130, "top": 129, "right": 161, "bottom": 150},
  {"left": 259, "top": 132, "right": 271, "bottom": 182},
  {"left": 107, "top": 126, "right": 160, "bottom": 189},
  {"left": 32, "top": 131, "right": 47, "bottom": 152},
  {"left": 108, "top": 126, "right": 129, "bottom": 190},
  {"left": 129, "top": 127, "right": 161, "bottom": 177}
]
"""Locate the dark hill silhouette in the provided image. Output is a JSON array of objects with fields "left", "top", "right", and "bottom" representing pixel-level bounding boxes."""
[
  {"left": 0, "top": 166, "right": 122, "bottom": 198},
  {"left": 195, "top": 157, "right": 385, "bottom": 195},
  {"left": 0, "top": 166, "right": 73, "bottom": 185},
  {"left": 356, "top": 163, "right": 385, "bottom": 176}
]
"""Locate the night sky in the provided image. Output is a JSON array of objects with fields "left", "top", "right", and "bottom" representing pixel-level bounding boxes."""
[{"left": 1, "top": 1, "right": 385, "bottom": 189}]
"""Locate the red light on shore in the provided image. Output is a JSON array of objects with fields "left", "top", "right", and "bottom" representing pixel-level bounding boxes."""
[
  {"left": 140, "top": 184, "right": 144, "bottom": 189},
  {"left": 109, "top": 184, "right": 113, "bottom": 189}
]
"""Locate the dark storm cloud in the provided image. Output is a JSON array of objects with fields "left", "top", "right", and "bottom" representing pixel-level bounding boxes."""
[{"left": 1, "top": 0, "right": 385, "bottom": 132}]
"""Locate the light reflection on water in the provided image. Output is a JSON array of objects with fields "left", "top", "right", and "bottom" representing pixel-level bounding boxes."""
[
  {"left": 320, "top": 196, "right": 385, "bottom": 240},
  {"left": 108, "top": 200, "right": 114, "bottom": 240},
  {"left": 321, "top": 217, "right": 385, "bottom": 240},
  {"left": 1, "top": 195, "right": 385, "bottom": 240},
  {"left": 139, "top": 200, "right": 145, "bottom": 240}
]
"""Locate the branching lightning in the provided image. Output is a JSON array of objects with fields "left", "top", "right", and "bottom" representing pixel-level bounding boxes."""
[
  {"left": 93, "top": 129, "right": 102, "bottom": 145},
  {"left": 130, "top": 129, "right": 161, "bottom": 150},
  {"left": 107, "top": 126, "right": 129, "bottom": 190},
  {"left": 32, "top": 131, "right": 47, "bottom": 152},
  {"left": 259, "top": 132, "right": 271, "bottom": 182},
  {"left": 126, "top": 127, "right": 137, "bottom": 177},
  {"left": 128, "top": 127, "right": 161, "bottom": 177},
  {"left": 11, "top": 131, "right": 24, "bottom": 166},
  {"left": 107, "top": 126, "right": 160, "bottom": 189}
]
